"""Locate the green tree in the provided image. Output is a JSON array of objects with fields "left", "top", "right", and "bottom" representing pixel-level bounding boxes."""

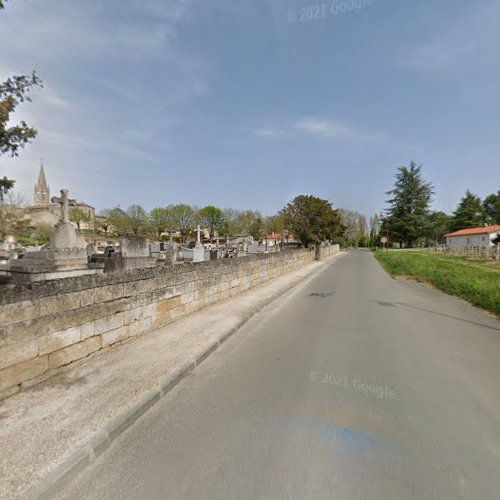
[
  {"left": 127, "top": 205, "right": 148, "bottom": 235},
  {"left": 0, "top": 176, "right": 15, "bottom": 203},
  {"left": 358, "top": 215, "right": 368, "bottom": 247},
  {"left": 94, "top": 212, "right": 110, "bottom": 237},
  {"left": 70, "top": 207, "right": 91, "bottom": 233},
  {"left": 169, "top": 204, "right": 196, "bottom": 241},
  {"left": 449, "top": 190, "right": 487, "bottom": 232},
  {"left": 249, "top": 213, "right": 265, "bottom": 239},
  {"left": 222, "top": 209, "right": 261, "bottom": 236},
  {"left": 426, "top": 211, "right": 451, "bottom": 244},
  {"left": 1, "top": 72, "right": 43, "bottom": 157},
  {"left": 368, "top": 214, "right": 380, "bottom": 247},
  {"left": 385, "top": 162, "right": 433, "bottom": 247},
  {"left": 338, "top": 209, "right": 367, "bottom": 247},
  {"left": 280, "top": 195, "right": 343, "bottom": 248},
  {"left": 149, "top": 207, "right": 171, "bottom": 239},
  {"left": 106, "top": 207, "right": 131, "bottom": 236},
  {"left": 263, "top": 213, "right": 285, "bottom": 236},
  {"left": 483, "top": 190, "right": 500, "bottom": 225},
  {"left": 197, "top": 205, "right": 226, "bottom": 239}
]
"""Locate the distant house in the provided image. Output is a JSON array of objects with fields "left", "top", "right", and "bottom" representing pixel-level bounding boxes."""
[
  {"left": 444, "top": 225, "right": 500, "bottom": 249},
  {"left": 261, "top": 233, "right": 282, "bottom": 247}
]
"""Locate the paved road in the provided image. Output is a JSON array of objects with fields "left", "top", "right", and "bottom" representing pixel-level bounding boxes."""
[{"left": 59, "top": 250, "right": 500, "bottom": 500}]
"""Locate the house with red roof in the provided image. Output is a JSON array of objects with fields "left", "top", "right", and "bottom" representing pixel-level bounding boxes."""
[{"left": 444, "top": 225, "right": 500, "bottom": 249}]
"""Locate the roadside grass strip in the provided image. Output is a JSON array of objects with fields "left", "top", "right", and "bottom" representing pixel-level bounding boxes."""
[{"left": 374, "top": 251, "right": 500, "bottom": 316}]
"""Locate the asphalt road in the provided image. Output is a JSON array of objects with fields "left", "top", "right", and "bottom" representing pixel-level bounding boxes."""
[{"left": 58, "top": 250, "right": 500, "bottom": 500}]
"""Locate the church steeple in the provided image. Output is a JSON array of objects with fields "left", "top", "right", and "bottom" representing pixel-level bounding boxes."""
[{"left": 34, "top": 162, "right": 50, "bottom": 206}]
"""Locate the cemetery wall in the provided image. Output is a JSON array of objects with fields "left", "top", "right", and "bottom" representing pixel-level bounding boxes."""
[{"left": 0, "top": 247, "right": 338, "bottom": 398}]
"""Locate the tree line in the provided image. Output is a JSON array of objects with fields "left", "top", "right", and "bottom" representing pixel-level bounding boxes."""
[
  {"left": 96, "top": 196, "right": 350, "bottom": 248},
  {"left": 377, "top": 162, "right": 499, "bottom": 247}
]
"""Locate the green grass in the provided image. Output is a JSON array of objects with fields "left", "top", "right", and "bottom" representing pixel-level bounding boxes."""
[{"left": 374, "top": 250, "right": 500, "bottom": 316}]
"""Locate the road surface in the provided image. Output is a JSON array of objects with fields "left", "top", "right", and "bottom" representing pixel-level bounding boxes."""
[{"left": 58, "top": 250, "right": 500, "bottom": 499}]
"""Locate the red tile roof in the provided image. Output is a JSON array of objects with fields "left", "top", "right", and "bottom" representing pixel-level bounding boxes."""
[{"left": 444, "top": 225, "right": 500, "bottom": 238}]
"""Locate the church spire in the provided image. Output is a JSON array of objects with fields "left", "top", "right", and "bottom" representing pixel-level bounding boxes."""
[{"left": 34, "top": 161, "right": 50, "bottom": 206}]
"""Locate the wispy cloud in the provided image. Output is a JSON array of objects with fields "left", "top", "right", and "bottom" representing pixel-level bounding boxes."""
[
  {"left": 293, "top": 117, "right": 351, "bottom": 139},
  {"left": 254, "top": 116, "right": 386, "bottom": 144},
  {"left": 254, "top": 127, "right": 287, "bottom": 139}
]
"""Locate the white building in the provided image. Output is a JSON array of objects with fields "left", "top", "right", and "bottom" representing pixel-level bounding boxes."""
[{"left": 444, "top": 225, "right": 500, "bottom": 249}]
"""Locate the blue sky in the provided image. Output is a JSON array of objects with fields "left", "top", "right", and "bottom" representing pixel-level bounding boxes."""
[{"left": 1, "top": 0, "right": 499, "bottom": 217}]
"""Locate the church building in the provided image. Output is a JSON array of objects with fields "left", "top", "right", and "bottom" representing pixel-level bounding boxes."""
[{"left": 26, "top": 163, "right": 95, "bottom": 227}]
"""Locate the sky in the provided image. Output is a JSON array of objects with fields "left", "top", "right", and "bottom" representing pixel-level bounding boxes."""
[{"left": 0, "top": 0, "right": 499, "bottom": 218}]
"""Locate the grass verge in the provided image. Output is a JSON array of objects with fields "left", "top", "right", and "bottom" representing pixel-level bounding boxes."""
[{"left": 374, "top": 250, "right": 500, "bottom": 316}]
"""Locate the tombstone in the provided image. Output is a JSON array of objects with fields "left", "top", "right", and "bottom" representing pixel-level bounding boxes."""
[
  {"left": 193, "top": 225, "right": 205, "bottom": 263},
  {"left": 161, "top": 243, "right": 178, "bottom": 265},
  {"left": 6, "top": 189, "right": 102, "bottom": 282},
  {"left": 121, "top": 236, "right": 149, "bottom": 258}
]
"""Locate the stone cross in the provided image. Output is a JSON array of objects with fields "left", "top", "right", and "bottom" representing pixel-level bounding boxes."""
[
  {"left": 196, "top": 225, "right": 202, "bottom": 245},
  {"left": 51, "top": 189, "right": 77, "bottom": 223}
]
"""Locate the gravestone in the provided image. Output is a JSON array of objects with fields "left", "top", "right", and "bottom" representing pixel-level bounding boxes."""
[
  {"left": 193, "top": 225, "right": 205, "bottom": 263},
  {"left": 7, "top": 189, "right": 102, "bottom": 282}
]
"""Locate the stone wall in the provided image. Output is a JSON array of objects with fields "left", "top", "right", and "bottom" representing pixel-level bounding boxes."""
[{"left": 0, "top": 248, "right": 338, "bottom": 398}]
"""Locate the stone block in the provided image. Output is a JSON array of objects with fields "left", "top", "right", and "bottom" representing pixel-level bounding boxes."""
[
  {"left": 79, "top": 289, "right": 96, "bottom": 307},
  {"left": 39, "top": 326, "right": 81, "bottom": 355},
  {"left": 80, "top": 321, "right": 96, "bottom": 341},
  {"left": 94, "top": 284, "right": 124, "bottom": 304},
  {"left": 0, "top": 338, "right": 38, "bottom": 371},
  {"left": 39, "top": 292, "right": 81, "bottom": 316},
  {"left": 156, "top": 296, "right": 181, "bottom": 314},
  {"left": 48, "top": 336, "right": 101, "bottom": 370},
  {"left": 94, "top": 312, "right": 126, "bottom": 335},
  {"left": 102, "top": 325, "right": 130, "bottom": 348},
  {"left": 169, "top": 305, "right": 186, "bottom": 321},
  {"left": 153, "top": 310, "right": 171, "bottom": 329},
  {"left": 0, "top": 300, "right": 39, "bottom": 327},
  {"left": 0, "top": 355, "right": 48, "bottom": 392}
]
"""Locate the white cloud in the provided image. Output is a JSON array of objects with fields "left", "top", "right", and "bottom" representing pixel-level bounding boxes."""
[
  {"left": 293, "top": 116, "right": 351, "bottom": 139},
  {"left": 254, "top": 127, "right": 286, "bottom": 139},
  {"left": 254, "top": 116, "right": 386, "bottom": 144}
]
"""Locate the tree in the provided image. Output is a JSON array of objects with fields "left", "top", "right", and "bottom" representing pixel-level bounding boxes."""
[
  {"left": 385, "top": 162, "right": 433, "bottom": 247},
  {"left": 249, "top": 213, "right": 265, "bottom": 239},
  {"left": 338, "top": 209, "right": 367, "bottom": 247},
  {"left": 263, "top": 213, "right": 285, "bottom": 236},
  {"left": 106, "top": 207, "right": 131, "bottom": 236},
  {"left": 483, "top": 190, "right": 500, "bottom": 225},
  {"left": 94, "top": 212, "right": 110, "bottom": 237},
  {"left": 280, "top": 195, "right": 343, "bottom": 248},
  {"left": 127, "top": 205, "right": 148, "bottom": 235},
  {"left": 368, "top": 214, "right": 380, "bottom": 247},
  {"left": 197, "top": 205, "right": 226, "bottom": 239},
  {"left": 149, "top": 207, "right": 170, "bottom": 239},
  {"left": 0, "top": 176, "right": 15, "bottom": 203},
  {"left": 70, "top": 208, "right": 91, "bottom": 233},
  {"left": 358, "top": 215, "right": 368, "bottom": 247},
  {"left": 1, "top": 72, "right": 43, "bottom": 157},
  {"left": 449, "top": 190, "right": 487, "bottom": 232},
  {"left": 221, "top": 209, "right": 261, "bottom": 236},
  {"left": 169, "top": 204, "right": 196, "bottom": 241},
  {"left": 426, "top": 211, "right": 451, "bottom": 244}
]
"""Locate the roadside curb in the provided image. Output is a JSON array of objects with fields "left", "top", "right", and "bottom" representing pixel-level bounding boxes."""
[{"left": 23, "top": 252, "right": 343, "bottom": 500}]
